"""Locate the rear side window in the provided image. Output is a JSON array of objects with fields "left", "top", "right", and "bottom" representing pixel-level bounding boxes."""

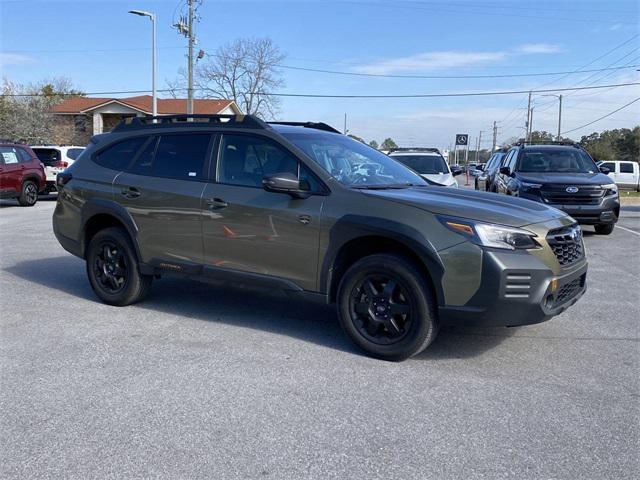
[
  {"left": 620, "top": 162, "right": 634, "bottom": 174},
  {"left": 17, "top": 148, "right": 34, "bottom": 163},
  {"left": 66, "top": 148, "right": 84, "bottom": 160},
  {"left": 152, "top": 134, "right": 211, "bottom": 181},
  {"left": 32, "top": 148, "right": 61, "bottom": 166},
  {"left": 0, "top": 146, "right": 21, "bottom": 165},
  {"left": 94, "top": 137, "right": 147, "bottom": 171}
]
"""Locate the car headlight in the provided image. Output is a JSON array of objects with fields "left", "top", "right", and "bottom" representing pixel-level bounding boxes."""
[
  {"left": 521, "top": 182, "right": 542, "bottom": 190},
  {"left": 602, "top": 183, "right": 618, "bottom": 196},
  {"left": 441, "top": 218, "right": 539, "bottom": 250}
]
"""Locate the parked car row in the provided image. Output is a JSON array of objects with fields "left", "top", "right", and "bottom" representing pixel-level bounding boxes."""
[
  {"left": 0, "top": 143, "right": 85, "bottom": 206},
  {"left": 475, "top": 142, "right": 621, "bottom": 235}
]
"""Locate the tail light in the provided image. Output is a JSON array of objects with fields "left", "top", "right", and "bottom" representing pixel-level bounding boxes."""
[
  {"left": 55, "top": 160, "right": 69, "bottom": 168},
  {"left": 56, "top": 172, "right": 72, "bottom": 188}
]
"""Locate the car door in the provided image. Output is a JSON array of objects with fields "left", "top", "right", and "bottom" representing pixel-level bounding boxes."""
[
  {"left": 496, "top": 150, "right": 515, "bottom": 194},
  {"left": 201, "top": 132, "right": 326, "bottom": 291},
  {"left": 113, "top": 132, "right": 214, "bottom": 269},
  {"left": 0, "top": 146, "right": 23, "bottom": 196},
  {"left": 617, "top": 162, "right": 636, "bottom": 189}
]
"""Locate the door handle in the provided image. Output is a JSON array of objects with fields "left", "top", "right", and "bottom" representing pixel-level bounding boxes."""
[
  {"left": 121, "top": 187, "right": 141, "bottom": 199},
  {"left": 205, "top": 198, "right": 228, "bottom": 210}
]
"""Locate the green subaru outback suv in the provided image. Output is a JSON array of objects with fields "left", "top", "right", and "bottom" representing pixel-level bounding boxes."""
[{"left": 53, "top": 115, "right": 587, "bottom": 360}]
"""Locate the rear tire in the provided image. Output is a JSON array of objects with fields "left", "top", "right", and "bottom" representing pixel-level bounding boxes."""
[
  {"left": 86, "top": 227, "right": 152, "bottom": 306},
  {"left": 595, "top": 224, "right": 614, "bottom": 235},
  {"left": 336, "top": 254, "right": 438, "bottom": 361},
  {"left": 18, "top": 180, "right": 38, "bottom": 206}
]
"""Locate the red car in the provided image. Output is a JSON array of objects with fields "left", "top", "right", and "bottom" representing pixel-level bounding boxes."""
[{"left": 0, "top": 143, "right": 46, "bottom": 206}]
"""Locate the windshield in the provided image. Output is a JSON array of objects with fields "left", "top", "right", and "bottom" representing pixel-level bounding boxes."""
[
  {"left": 390, "top": 154, "right": 449, "bottom": 174},
  {"left": 519, "top": 148, "right": 598, "bottom": 173},
  {"left": 281, "top": 131, "right": 427, "bottom": 187}
]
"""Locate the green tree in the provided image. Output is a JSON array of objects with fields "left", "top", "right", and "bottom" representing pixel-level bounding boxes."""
[
  {"left": 368, "top": 140, "right": 379, "bottom": 149},
  {"left": 347, "top": 134, "right": 365, "bottom": 143},
  {"left": 380, "top": 137, "right": 398, "bottom": 150}
]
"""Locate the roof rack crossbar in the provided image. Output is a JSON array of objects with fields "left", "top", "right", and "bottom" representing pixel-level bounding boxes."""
[
  {"left": 516, "top": 140, "right": 580, "bottom": 147},
  {"left": 387, "top": 147, "right": 442, "bottom": 154},
  {"left": 268, "top": 121, "right": 341, "bottom": 134},
  {"left": 111, "top": 114, "right": 268, "bottom": 132}
]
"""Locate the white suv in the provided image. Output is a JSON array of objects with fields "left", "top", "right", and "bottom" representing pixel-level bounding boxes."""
[
  {"left": 388, "top": 148, "right": 461, "bottom": 187},
  {"left": 30, "top": 145, "right": 85, "bottom": 192}
]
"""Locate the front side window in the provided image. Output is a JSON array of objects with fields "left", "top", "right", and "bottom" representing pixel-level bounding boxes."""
[
  {"left": 280, "top": 131, "right": 426, "bottom": 188},
  {"left": 600, "top": 162, "right": 615, "bottom": 172},
  {"left": 217, "top": 134, "right": 300, "bottom": 188},
  {"left": 518, "top": 148, "right": 598, "bottom": 173},
  {"left": 94, "top": 137, "right": 147, "bottom": 171},
  {"left": 620, "top": 162, "right": 634, "bottom": 174},
  {"left": 390, "top": 154, "right": 449, "bottom": 175}
]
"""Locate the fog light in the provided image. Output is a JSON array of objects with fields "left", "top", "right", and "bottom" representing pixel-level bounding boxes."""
[{"left": 599, "top": 211, "right": 614, "bottom": 220}]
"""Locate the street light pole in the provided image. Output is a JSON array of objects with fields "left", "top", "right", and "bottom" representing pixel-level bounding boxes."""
[
  {"left": 557, "top": 94, "right": 563, "bottom": 140},
  {"left": 129, "top": 9, "right": 157, "bottom": 118}
]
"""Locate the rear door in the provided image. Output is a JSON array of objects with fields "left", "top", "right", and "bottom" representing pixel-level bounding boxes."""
[
  {"left": 617, "top": 162, "right": 637, "bottom": 189},
  {"left": 0, "top": 146, "right": 23, "bottom": 195},
  {"left": 113, "top": 132, "right": 214, "bottom": 269},
  {"left": 201, "top": 132, "right": 326, "bottom": 291}
]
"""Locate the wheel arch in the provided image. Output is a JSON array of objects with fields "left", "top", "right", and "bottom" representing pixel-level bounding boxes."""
[{"left": 321, "top": 216, "right": 445, "bottom": 306}]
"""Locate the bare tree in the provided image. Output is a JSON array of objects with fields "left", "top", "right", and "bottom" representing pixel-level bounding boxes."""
[
  {"left": 172, "top": 38, "right": 284, "bottom": 119},
  {"left": 0, "top": 77, "right": 83, "bottom": 143}
]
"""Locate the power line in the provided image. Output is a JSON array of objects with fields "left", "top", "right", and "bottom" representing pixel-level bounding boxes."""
[
  {"left": 277, "top": 63, "right": 639, "bottom": 80},
  {"left": 561, "top": 98, "right": 640, "bottom": 134},
  {"left": 3, "top": 81, "right": 638, "bottom": 99}
]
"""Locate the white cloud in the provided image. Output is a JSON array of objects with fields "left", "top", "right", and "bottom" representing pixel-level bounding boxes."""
[
  {"left": 609, "top": 23, "right": 623, "bottom": 31},
  {"left": 0, "top": 53, "right": 34, "bottom": 67},
  {"left": 355, "top": 43, "right": 562, "bottom": 75},
  {"left": 514, "top": 43, "right": 563, "bottom": 54},
  {"left": 354, "top": 51, "right": 508, "bottom": 75}
]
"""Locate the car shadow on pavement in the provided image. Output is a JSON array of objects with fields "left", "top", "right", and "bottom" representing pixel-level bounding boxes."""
[
  {"left": 0, "top": 195, "right": 57, "bottom": 208},
  {"left": 6, "top": 255, "right": 513, "bottom": 359}
]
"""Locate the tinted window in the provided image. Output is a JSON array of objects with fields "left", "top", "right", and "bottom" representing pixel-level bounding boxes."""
[
  {"left": 129, "top": 137, "right": 157, "bottom": 176},
  {"left": 17, "top": 148, "right": 34, "bottom": 163},
  {"left": 518, "top": 148, "right": 598, "bottom": 173},
  {"left": 390, "top": 154, "right": 449, "bottom": 174},
  {"left": 94, "top": 137, "right": 147, "bottom": 171},
  {"left": 620, "top": 162, "right": 635, "bottom": 174},
  {"left": 66, "top": 148, "right": 84, "bottom": 160},
  {"left": 32, "top": 148, "right": 61, "bottom": 166},
  {"left": 152, "top": 134, "right": 211, "bottom": 181},
  {"left": 600, "top": 162, "right": 615, "bottom": 172},
  {"left": 281, "top": 131, "right": 426, "bottom": 187}
]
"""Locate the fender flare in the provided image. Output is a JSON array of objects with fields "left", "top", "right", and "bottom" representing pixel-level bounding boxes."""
[{"left": 320, "top": 215, "right": 445, "bottom": 305}]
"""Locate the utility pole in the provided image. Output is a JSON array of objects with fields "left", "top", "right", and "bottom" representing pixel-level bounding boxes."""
[
  {"left": 343, "top": 113, "right": 347, "bottom": 134},
  {"left": 529, "top": 107, "right": 534, "bottom": 141},
  {"left": 557, "top": 94, "right": 563, "bottom": 140},
  {"left": 492, "top": 121, "right": 497, "bottom": 152},
  {"left": 525, "top": 91, "right": 532, "bottom": 142},
  {"left": 477, "top": 131, "right": 483, "bottom": 162},
  {"left": 187, "top": 0, "right": 194, "bottom": 115},
  {"left": 474, "top": 136, "right": 479, "bottom": 162}
]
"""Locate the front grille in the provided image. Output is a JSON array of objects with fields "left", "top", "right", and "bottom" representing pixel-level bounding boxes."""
[
  {"left": 540, "top": 185, "right": 604, "bottom": 205},
  {"left": 553, "top": 274, "right": 586, "bottom": 307},
  {"left": 547, "top": 225, "right": 584, "bottom": 267}
]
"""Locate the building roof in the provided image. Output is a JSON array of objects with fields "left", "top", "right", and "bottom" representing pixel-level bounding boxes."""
[{"left": 50, "top": 95, "right": 238, "bottom": 115}]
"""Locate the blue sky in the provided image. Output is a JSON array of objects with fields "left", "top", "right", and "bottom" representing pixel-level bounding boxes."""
[{"left": 1, "top": 0, "right": 639, "bottom": 150}]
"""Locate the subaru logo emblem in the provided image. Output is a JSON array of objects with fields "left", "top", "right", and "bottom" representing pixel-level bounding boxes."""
[{"left": 566, "top": 186, "right": 579, "bottom": 194}]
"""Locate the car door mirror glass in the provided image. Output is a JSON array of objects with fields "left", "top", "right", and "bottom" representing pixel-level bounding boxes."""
[{"left": 599, "top": 166, "right": 610, "bottom": 174}]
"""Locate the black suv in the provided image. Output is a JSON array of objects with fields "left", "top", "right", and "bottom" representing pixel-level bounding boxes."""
[
  {"left": 53, "top": 115, "right": 587, "bottom": 360},
  {"left": 496, "top": 143, "right": 619, "bottom": 234}
]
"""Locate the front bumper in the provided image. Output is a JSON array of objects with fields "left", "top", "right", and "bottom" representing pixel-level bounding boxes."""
[
  {"left": 439, "top": 248, "right": 587, "bottom": 327},
  {"left": 521, "top": 192, "right": 620, "bottom": 225}
]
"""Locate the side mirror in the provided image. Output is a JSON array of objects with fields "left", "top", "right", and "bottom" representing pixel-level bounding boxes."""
[
  {"left": 476, "top": 165, "right": 484, "bottom": 171},
  {"left": 499, "top": 166, "right": 511, "bottom": 176},
  {"left": 599, "top": 166, "right": 610, "bottom": 174},
  {"left": 262, "top": 172, "right": 310, "bottom": 199},
  {"left": 451, "top": 167, "right": 462, "bottom": 176}
]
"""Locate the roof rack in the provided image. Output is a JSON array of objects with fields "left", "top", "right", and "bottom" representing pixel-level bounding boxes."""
[
  {"left": 111, "top": 114, "right": 268, "bottom": 132},
  {"left": 268, "top": 121, "right": 341, "bottom": 134},
  {"left": 516, "top": 140, "right": 580, "bottom": 148},
  {"left": 387, "top": 147, "right": 442, "bottom": 154}
]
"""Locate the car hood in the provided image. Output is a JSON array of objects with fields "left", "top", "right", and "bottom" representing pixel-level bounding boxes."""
[
  {"left": 517, "top": 172, "right": 611, "bottom": 185},
  {"left": 420, "top": 173, "right": 457, "bottom": 187},
  {"left": 361, "top": 187, "right": 567, "bottom": 227}
]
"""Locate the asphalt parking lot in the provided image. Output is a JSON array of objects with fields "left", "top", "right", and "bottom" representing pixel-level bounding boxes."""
[{"left": 1, "top": 196, "right": 638, "bottom": 479}]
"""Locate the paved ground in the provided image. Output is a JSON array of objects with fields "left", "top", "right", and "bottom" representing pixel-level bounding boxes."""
[{"left": 1, "top": 196, "right": 638, "bottom": 479}]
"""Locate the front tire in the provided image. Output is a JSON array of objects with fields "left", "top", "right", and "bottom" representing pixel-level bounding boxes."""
[
  {"left": 86, "top": 227, "right": 152, "bottom": 306},
  {"left": 336, "top": 254, "right": 438, "bottom": 361},
  {"left": 18, "top": 180, "right": 38, "bottom": 206},
  {"left": 595, "top": 224, "right": 614, "bottom": 235}
]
